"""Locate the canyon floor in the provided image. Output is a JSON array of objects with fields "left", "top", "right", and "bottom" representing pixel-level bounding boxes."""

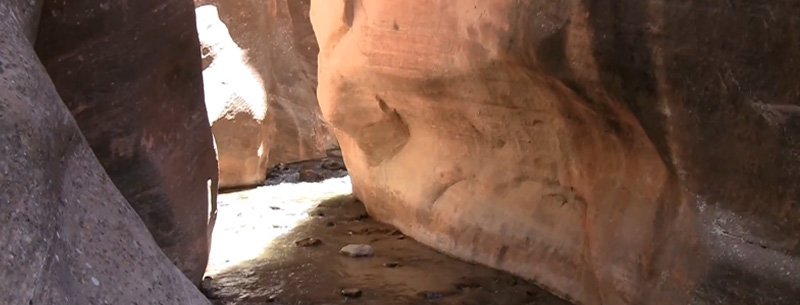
[{"left": 202, "top": 160, "right": 572, "bottom": 305}]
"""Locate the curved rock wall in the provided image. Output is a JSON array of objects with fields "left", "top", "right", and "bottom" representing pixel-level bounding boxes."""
[
  {"left": 311, "top": 1, "right": 800, "bottom": 304},
  {"left": 34, "top": 0, "right": 219, "bottom": 285},
  {"left": 0, "top": 0, "right": 210, "bottom": 304},
  {"left": 195, "top": 0, "right": 337, "bottom": 188}
]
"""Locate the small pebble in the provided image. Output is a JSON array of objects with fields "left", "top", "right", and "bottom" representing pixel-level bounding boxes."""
[
  {"left": 265, "top": 294, "right": 277, "bottom": 302},
  {"left": 390, "top": 229, "right": 405, "bottom": 239},
  {"left": 383, "top": 262, "right": 400, "bottom": 268},
  {"left": 295, "top": 237, "right": 322, "bottom": 247},
  {"left": 321, "top": 159, "right": 345, "bottom": 170},
  {"left": 339, "top": 244, "right": 374, "bottom": 257},
  {"left": 199, "top": 278, "right": 219, "bottom": 299},
  {"left": 341, "top": 288, "right": 362, "bottom": 298}
]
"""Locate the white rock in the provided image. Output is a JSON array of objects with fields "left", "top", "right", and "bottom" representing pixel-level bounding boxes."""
[{"left": 339, "top": 244, "right": 373, "bottom": 257}]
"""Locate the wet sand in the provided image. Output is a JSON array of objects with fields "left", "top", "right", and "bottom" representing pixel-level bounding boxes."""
[{"left": 204, "top": 176, "right": 572, "bottom": 305}]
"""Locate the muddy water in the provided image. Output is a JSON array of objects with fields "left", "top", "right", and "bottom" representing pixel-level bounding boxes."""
[{"left": 204, "top": 177, "right": 572, "bottom": 305}]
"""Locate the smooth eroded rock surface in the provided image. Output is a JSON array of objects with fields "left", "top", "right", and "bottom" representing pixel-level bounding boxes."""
[
  {"left": 34, "top": 0, "right": 218, "bottom": 285},
  {"left": 0, "top": 1, "right": 210, "bottom": 304},
  {"left": 195, "top": 0, "right": 337, "bottom": 188},
  {"left": 311, "top": 1, "right": 800, "bottom": 304}
]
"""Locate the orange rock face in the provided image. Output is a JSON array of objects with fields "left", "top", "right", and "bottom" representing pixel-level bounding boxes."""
[
  {"left": 196, "top": 0, "right": 338, "bottom": 188},
  {"left": 311, "top": 1, "right": 800, "bottom": 304}
]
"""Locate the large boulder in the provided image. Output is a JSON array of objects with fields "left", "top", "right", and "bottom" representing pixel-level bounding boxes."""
[
  {"left": 34, "top": 0, "right": 219, "bottom": 285},
  {"left": 0, "top": 0, "right": 210, "bottom": 304},
  {"left": 195, "top": 0, "right": 337, "bottom": 189},
  {"left": 311, "top": 1, "right": 800, "bottom": 305}
]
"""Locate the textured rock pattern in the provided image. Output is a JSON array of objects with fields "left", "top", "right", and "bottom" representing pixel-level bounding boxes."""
[
  {"left": 311, "top": 1, "right": 800, "bottom": 304},
  {"left": 195, "top": 0, "right": 337, "bottom": 188},
  {"left": 34, "top": 0, "right": 219, "bottom": 285},
  {"left": 0, "top": 0, "right": 210, "bottom": 304}
]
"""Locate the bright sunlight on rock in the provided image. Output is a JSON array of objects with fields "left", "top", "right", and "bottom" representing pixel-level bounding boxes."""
[{"left": 194, "top": 0, "right": 338, "bottom": 190}]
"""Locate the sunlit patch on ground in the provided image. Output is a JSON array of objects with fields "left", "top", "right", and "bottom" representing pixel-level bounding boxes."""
[
  {"left": 205, "top": 177, "right": 352, "bottom": 276},
  {"left": 201, "top": 158, "right": 569, "bottom": 305},
  {"left": 200, "top": 179, "right": 570, "bottom": 305}
]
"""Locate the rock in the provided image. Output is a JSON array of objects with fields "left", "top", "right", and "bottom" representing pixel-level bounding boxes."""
[
  {"left": 199, "top": 278, "right": 220, "bottom": 299},
  {"left": 320, "top": 158, "right": 345, "bottom": 171},
  {"left": 200, "top": 282, "right": 220, "bottom": 299},
  {"left": 0, "top": 1, "right": 211, "bottom": 303},
  {"left": 341, "top": 288, "right": 362, "bottom": 298},
  {"left": 194, "top": 0, "right": 337, "bottom": 189},
  {"left": 326, "top": 149, "right": 343, "bottom": 158},
  {"left": 311, "top": 1, "right": 800, "bottom": 305},
  {"left": 383, "top": 262, "right": 400, "bottom": 268},
  {"left": 295, "top": 237, "right": 322, "bottom": 247},
  {"left": 339, "top": 244, "right": 374, "bottom": 257},
  {"left": 34, "top": 0, "right": 218, "bottom": 285},
  {"left": 299, "top": 169, "right": 325, "bottom": 182},
  {"left": 390, "top": 229, "right": 406, "bottom": 240}
]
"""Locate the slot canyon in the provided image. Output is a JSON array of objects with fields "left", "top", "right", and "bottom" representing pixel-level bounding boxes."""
[{"left": 1, "top": 0, "right": 799, "bottom": 305}]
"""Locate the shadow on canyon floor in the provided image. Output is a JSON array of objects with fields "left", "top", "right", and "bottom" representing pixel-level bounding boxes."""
[{"left": 202, "top": 166, "right": 572, "bottom": 305}]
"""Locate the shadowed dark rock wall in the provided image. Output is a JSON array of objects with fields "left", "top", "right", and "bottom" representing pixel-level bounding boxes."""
[
  {"left": 534, "top": 1, "right": 800, "bottom": 302},
  {"left": 0, "top": 0, "right": 211, "bottom": 303},
  {"left": 34, "top": 0, "right": 219, "bottom": 285}
]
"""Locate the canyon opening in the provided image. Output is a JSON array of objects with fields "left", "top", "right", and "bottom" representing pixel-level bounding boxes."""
[{"left": 1, "top": 1, "right": 799, "bottom": 305}]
